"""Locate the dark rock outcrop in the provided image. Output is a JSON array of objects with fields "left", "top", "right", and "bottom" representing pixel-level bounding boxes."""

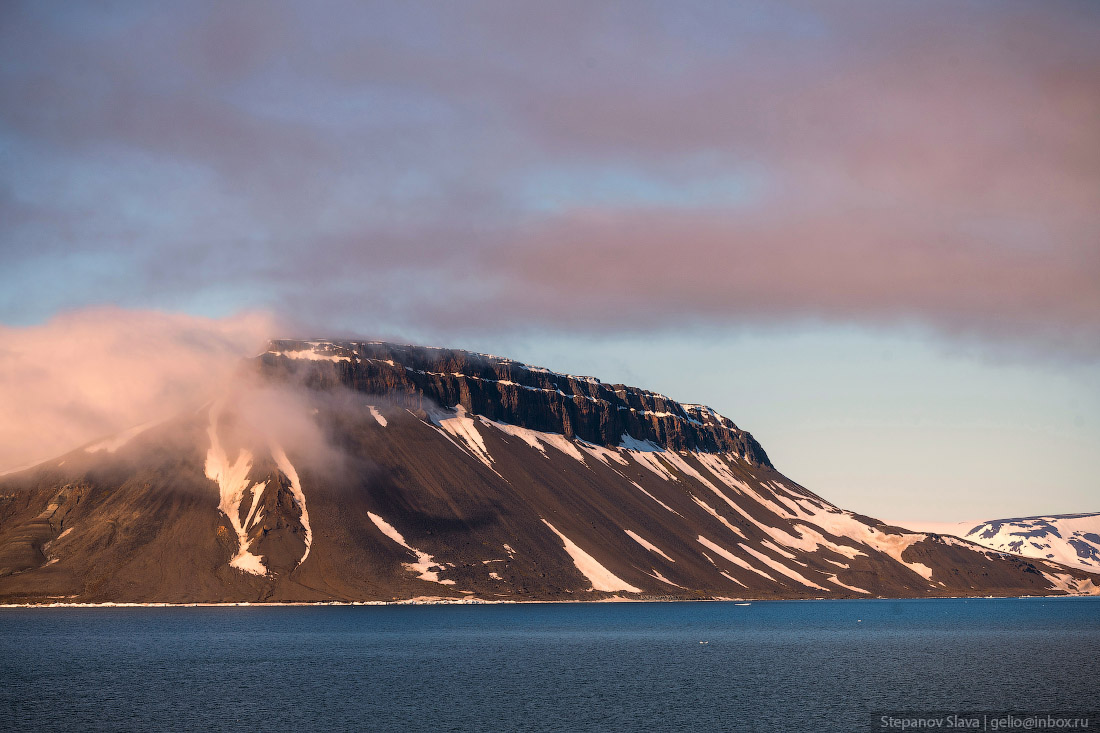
[{"left": 260, "top": 340, "right": 773, "bottom": 466}]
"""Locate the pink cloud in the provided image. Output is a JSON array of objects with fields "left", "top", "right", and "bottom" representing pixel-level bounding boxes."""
[
  {"left": 452, "top": 206, "right": 1098, "bottom": 354},
  {"left": 0, "top": 1, "right": 1096, "bottom": 355},
  {"left": 0, "top": 308, "right": 277, "bottom": 472}
]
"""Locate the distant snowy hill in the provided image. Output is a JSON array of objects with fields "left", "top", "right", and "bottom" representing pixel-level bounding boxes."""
[{"left": 889, "top": 514, "right": 1100, "bottom": 573}]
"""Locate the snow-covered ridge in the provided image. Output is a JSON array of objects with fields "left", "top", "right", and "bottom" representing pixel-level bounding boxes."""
[{"left": 890, "top": 513, "right": 1100, "bottom": 573}]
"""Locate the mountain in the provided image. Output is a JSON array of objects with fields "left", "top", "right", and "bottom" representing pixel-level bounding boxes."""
[
  {"left": 1, "top": 339, "right": 1097, "bottom": 604},
  {"left": 890, "top": 514, "right": 1100, "bottom": 573}
]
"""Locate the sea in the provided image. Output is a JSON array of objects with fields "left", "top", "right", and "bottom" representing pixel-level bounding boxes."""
[{"left": 1, "top": 598, "right": 1097, "bottom": 732}]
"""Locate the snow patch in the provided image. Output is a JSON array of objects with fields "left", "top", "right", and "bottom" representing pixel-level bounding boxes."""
[
  {"left": 204, "top": 402, "right": 266, "bottom": 576},
  {"left": 628, "top": 480, "right": 682, "bottom": 516},
  {"left": 736, "top": 543, "right": 828, "bottom": 591},
  {"left": 1042, "top": 572, "right": 1100, "bottom": 596},
  {"left": 427, "top": 405, "right": 499, "bottom": 474},
  {"left": 367, "top": 512, "right": 454, "bottom": 585},
  {"left": 624, "top": 529, "right": 675, "bottom": 562},
  {"left": 481, "top": 418, "right": 586, "bottom": 463},
  {"left": 85, "top": 420, "right": 157, "bottom": 454},
  {"left": 269, "top": 443, "right": 311, "bottom": 567},
  {"left": 826, "top": 574, "right": 871, "bottom": 594},
  {"left": 697, "top": 535, "right": 775, "bottom": 582},
  {"left": 645, "top": 569, "right": 684, "bottom": 588},
  {"left": 542, "top": 519, "right": 641, "bottom": 593}
]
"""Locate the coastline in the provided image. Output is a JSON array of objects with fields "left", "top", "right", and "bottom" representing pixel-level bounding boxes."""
[{"left": 3, "top": 593, "right": 1095, "bottom": 609}]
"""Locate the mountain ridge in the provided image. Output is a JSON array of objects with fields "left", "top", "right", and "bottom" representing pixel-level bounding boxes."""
[
  {"left": 261, "top": 339, "right": 774, "bottom": 466},
  {"left": 890, "top": 513, "right": 1100, "bottom": 573}
]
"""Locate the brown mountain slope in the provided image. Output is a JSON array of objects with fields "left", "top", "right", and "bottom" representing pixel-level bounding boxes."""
[{"left": 1, "top": 341, "right": 1096, "bottom": 603}]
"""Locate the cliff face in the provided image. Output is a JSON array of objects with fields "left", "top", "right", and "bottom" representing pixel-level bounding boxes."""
[{"left": 260, "top": 340, "right": 773, "bottom": 467}]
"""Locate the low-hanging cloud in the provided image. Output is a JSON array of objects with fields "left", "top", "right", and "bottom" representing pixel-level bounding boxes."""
[{"left": 0, "top": 308, "right": 278, "bottom": 472}]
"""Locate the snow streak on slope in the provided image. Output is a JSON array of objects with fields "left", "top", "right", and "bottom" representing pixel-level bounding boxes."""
[
  {"left": 624, "top": 529, "right": 675, "bottom": 562},
  {"left": 269, "top": 443, "right": 311, "bottom": 566},
  {"left": 367, "top": 512, "right": 454, "bottom": 585},
  {"left": 204, "top": 403, "right": 267, "bottom": 576},
  {"left": 690, "top": 495, "right": 748, "bottom": 539},
  {"left": 618, "top": 435, "right": 677, "bottom": 481},
  {"left": 483, "top": 418, "right": 586, "bottom": 462},
  {"left": 686, "top": 454, "right": 936, "bottom": 582},
  {"left": 736, "top": 543, "right": 828, "bottom": 590},
  {"left": 576, "top": 440, "right": 629, "bottom": 468},
  {"left": 542, "top": 519, "right": 641, "bottom": 593},
  {"left": 466, "top": 413, "right": 939, "bottom": 588},
  {"left": 697, "top": 535, "right": 775, "bottom": 582},
  {"left": 84, "top": 421, "right": 158, "bottom": 454},
  {"left": 890, "top": 514, "right": 1100, "bottom": 573},
  {"left": 427, "top": 405, "right": 499, "bottom": 475},
  {"left": 480, "top": 419, "right": 691, "bottom": 516},
  {"left": 1041, "top": 572, "right": 1100, "bottom": 595},
  {"left": 646, "top": 569, "right": 684, "bottom": 588},
  {"left": 826, "top": 574, "right": 871, "bottom": 594},
  {"left": 629, "top": 480, "right": 683, "bottom": 516}
]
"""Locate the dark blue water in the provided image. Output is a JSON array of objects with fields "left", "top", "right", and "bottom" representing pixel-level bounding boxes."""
[{"left": 1, "top": 598, "right": 1097, "bottom": 732}]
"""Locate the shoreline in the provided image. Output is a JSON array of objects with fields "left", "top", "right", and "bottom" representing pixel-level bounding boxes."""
[{"left": 3, "top": 594, "right": 1095, "bottom": 609}]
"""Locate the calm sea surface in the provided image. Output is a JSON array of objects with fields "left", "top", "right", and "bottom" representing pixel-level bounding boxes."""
[{"left": 1, "top": 598, "right": 1097, "bottom": 732}]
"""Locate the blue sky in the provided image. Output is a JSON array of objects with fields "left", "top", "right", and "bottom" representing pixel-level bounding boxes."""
[{"left": 1, "top": 1, "right": 1097, "bottom": 520}]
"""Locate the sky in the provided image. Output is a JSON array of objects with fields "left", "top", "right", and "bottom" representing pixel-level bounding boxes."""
[{"left": 1, "top": 1, "right": 1097, "bottom": 520}]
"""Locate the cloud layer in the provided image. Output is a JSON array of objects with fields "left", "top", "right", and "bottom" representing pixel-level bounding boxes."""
[
  {"left": 0, "top": 308, "right": 276, "bottom": 471},
  {"left": 1, "top": 1, "right": 1097, "bottom": 354}
]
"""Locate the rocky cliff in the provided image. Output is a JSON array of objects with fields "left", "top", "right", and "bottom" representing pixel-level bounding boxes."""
[{"left": 260, "top": 340, "right": 773, "bottom": 466}]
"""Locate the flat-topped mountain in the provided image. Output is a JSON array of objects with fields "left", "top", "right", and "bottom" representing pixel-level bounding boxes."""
[{"left": 1, "top": 340, "right": 1096, "bottom": 604}]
